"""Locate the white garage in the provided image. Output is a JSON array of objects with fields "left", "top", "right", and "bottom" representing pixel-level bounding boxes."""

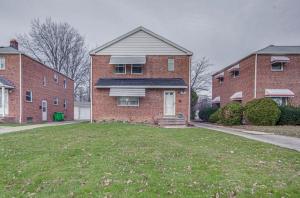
[{"left": 74, "top": 102, "right": 90, "bottom": 120}]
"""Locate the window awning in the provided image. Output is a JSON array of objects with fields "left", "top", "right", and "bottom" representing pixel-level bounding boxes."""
[
  {"left": 265, "top": 89, "right": 294, "bottom": 97},
  {"left": 230, "top": 91, "right": 242, "bottom": 100},
  {"left": 109, "top": 88, "right": 145, "bottom": 97},
  {"left": 0, "top": 76, "right": 14, "bottom": 89},
  {"left": 215, "top": 72, "right": 224, "bottom": 79},
  {"left": 271, "top": 56, "right": 290, "bottom": 64},
  {"left": 212, "top": 96, "right": 220, "bottom": 103},
  {"left": 228, "top": 64, "right": 240, "bottom": 72},
  {"left": 109, "top": 56, "right": 146, "bottom": 64}
]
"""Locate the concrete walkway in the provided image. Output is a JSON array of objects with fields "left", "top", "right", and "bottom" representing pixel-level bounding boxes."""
[
  {"left": 0, "top": 121, "right": 79, "bottom": 135},
  {"left": 192, "top": 122, "right": 300, "bottom": 152}
]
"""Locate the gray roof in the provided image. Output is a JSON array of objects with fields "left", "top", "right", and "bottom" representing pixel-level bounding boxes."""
[
  {"left": 0, "top": 76, "right": 15, "bottom": 88},
  {"left": 256, "top": 45, "right": 300, "bottom": 54},
  {"left": 95, "top": 78, "right": 187, "bottom": 88},
  {"left": 0, "top": 46, "right": 21, "bottom": 54}
]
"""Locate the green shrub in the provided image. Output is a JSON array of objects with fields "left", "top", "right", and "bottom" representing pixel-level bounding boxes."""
[
  {"left": 209, "top": 109, "right": 221, "bottom": 123},
  {"left": 198, "top": 107, "right": 219, "bottom": 122},
  {"left": 278, "top": 106, "right": 300, "bottom": 125},
  {"left": 219, "top": 102, "right": 243, "bottom": 125},
  {"left": 244, "top": 98, "right": 280, "bottom": 126}
]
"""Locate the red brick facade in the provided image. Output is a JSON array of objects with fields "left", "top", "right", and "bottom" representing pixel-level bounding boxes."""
[
  {"left": 0, "top": 54, "right": 74, "bottom": 123},
  {"left": 91, "top": 55, "right": 190, "bottom": 123},
  {"left": 212, "top": 54, "right": 300, "bottom": 106}
]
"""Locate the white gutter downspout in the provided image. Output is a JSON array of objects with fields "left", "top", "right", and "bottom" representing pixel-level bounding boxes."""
[
  {"left": 90, "top": 56, "right": 93, "bottom": 123},
  {"left": 254, "top": 54, "right": 258, "bottom": 99},
  {"left": 19, "top": 53, "right": 22, "bottom": 123},
  {"left": 188, "top": 56, "right": 191, "bottom": 123}
]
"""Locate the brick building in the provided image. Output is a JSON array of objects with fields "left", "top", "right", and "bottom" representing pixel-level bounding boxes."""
[
  {"left": 90, "top": 26, "right": 192, "bottom": 125},
  {"left": 0, "top": 40, "right": 74, "bottom": 123},
  {"left": 212, "top": 45, "right": 300, "bottom": 107}
]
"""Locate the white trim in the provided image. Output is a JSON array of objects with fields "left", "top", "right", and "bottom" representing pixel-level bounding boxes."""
[
  {"left": 271, "top": 62, "right": 284, "bottom": 72},
  {"left": 254, "top": 54, "right": 257, "bottom": 98},
  {"left": 117, "top": 96, "right": 139, "bottom": 107},
  {"left": 95, "top": 85, "right": 188, "bottom": 89},
  {"left": 164, "top": 91, "right": 176, "bottom": 116},
  {"left": 188, "top": 56, "right": 191, "bottom": 122},
  {"left": 114, "top": 64, "right": 126, "bottom": 74},
  {"left": 25, "top": 90, "right": 33, "bottom": 102},
  {"left": 90, "top": 56, "right": 93, "bottom": 123},
  {"left": 19, "top": 53, "right": 22, "bottom": 123}
]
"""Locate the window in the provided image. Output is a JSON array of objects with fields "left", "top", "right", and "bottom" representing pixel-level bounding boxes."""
[
  {"left": 64, "top": 99, "right": 67, "bottom": 109},
  {"left": 43, "top": 76, "right": 47, "bottom": 86},
  {"left": 218, "top": 77, "right": 224, "bottom": 84},
  {"left": 53, "top": 97, "right": 59, "bottom": 105},
  {"left": 0, "top": 57, "right": 5, "bottom": 70},
  {"left": 271, "top": 97, "right": 288, "bottom": 106},
  {"left": 115, "top": 64, "right": 126, "bottom": 74},
  {"left": 231, "top": 70, "right": 240, "bottom": 78},
  {"left": 168, "top": 58, "right": 174, "bottom": 71},
  {"left": 271, "top": 62, "right": 284, "bottom": 71},
  {"left": 54, "top": 73, "right": 58, "bottom": 83},
  {"left": 117, "top": 96, "right": 139, "bottom": 106},
  {"left": 26, "top": 91, "right": 32, "bottom": 102},
  {"left": 63, "top": 79, "right": 67, "bottom": 88},
  {"left": 131, "top": 64, "right": 143, "bottom": 74}
]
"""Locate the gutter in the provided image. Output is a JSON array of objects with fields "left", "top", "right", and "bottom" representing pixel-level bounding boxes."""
[{"left": 19, "top": 53, "right": 22, "bottom": 123}]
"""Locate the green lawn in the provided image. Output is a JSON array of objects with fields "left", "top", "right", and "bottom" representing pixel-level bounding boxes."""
[{"left": 0, "top": 123, "right": 299, "bottom": 197}]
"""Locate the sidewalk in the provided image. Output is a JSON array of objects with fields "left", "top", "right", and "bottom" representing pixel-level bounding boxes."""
[
  {"left": 0, "top": 121, "right": 79, "bottom": 135},
  {"left": 191, "top": 122, "right": 300, "bottom": 152}
]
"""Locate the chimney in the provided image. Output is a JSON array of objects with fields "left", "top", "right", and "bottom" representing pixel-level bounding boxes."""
[{"left": 10, "top": 39, "right": 18, "bottom": 50}]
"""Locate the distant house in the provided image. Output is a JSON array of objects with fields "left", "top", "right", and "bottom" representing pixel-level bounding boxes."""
[
  {"left": 90, "top": 26, "right": 193, "bottom": 125},
  {"left": 0, "top": 39, "right": 74, "bottom": 123},
  {"left": 212, "top": 45, "right": 300, "bottom": 107}
]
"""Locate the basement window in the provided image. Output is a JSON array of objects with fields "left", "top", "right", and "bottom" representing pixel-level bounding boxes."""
[{"left": 117, "top": 96, "right": 139, "bottom": 107}]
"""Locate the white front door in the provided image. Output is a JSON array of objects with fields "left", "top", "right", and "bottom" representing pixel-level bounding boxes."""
[
  {"left": 42, "top": 100, "right": 47, "bottom": 121},
  {"left": 0, "top": 89, "right": 8, "bottom": 116},
  {"left": 164, "top": 91, "right": 175, "bottom": 116}
]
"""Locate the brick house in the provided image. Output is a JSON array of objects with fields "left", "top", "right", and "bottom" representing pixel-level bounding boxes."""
[
  {"left": 90, "top": 26, "right": 192, "bottom": 125},
  {"left": 0, "top": 39, "right": 74, "bottom": 123},
  {"left": 212, "top": 45, "right": 300, "bottom": 107}
]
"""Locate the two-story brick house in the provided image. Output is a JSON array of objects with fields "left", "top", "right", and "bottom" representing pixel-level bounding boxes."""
[
  {"left": 0, "top": 39, "right": 74, "bottom": 123},
  {"left": 90, "top": 26, "right": 192, "bottom": 125},
  {"left": 212, "top": 45, "right": 300, "bottom": 107}
]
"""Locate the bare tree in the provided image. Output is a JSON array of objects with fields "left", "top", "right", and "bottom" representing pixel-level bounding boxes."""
[
  {"left": 191, "top": 57, "right": 211, "bottom": 93},
  {"left": 18, "top": 18, "right": 89, "bottom": 99}
]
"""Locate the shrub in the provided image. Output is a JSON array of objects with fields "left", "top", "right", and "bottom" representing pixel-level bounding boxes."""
[
  {"left": 219, "top": 102, "right": 243, "bottom": 125},
  {"left": 244, "top": 98, "right": 281, "bottom": 126},
  {"left": 209, "top": 109, "right": 221, "bottom": 123},
  {"left": 278, "top": 106, "right": 300, "bottom": 125},
  {"left": 198, "top": 107, "right": 219, "bottom": 122}
]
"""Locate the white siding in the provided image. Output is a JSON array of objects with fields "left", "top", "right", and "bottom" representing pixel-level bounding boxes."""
[{"left": 96, "top": 31, "right": 186, "bottom": 55}]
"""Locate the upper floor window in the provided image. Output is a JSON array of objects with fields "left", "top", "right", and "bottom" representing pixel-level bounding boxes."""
[
  {"left": 231, "top": 70, "right": 240, "bottom": 78},
  {"left": 271, "top": 62, "right": 284, "bottom": 71},
  {"left": 43, "top": 76, "right": 47, "bottom": 86},
  {"left": 0, "top": 57, "right": 5, "bottom": 70},
  {"left": 53, "top": 97, "right": 59, "bottom": 105},
  {"left": 63, "top": 79, "right": 67, "bottom": 88},
  {"left": 25, "top": 91, "right": 32, "bottom": 102},
  {"left": 54, "top": 73, "right": 58, "bottom": 83},
  {"left": 218, "top": 77, "right": 224, "bottom": 84},
  {"left": 131, "top": 64, "right": 142, "bottom": 74},
  {"left": 168, "top": 58, "right": 174, "bottom": 71},
  {"left": 115, "top": 64, "right": 126, "bottom": 74}
]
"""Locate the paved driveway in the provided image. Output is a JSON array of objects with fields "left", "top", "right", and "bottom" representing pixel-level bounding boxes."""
[
  {"left": 192, "top": 122, "right": 300, "bottom": 152},
  {"left": 0, "top": 121, "right": 79, "bottom": 135}
]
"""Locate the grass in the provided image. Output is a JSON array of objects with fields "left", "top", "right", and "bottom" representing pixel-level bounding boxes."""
[
  {"left": 0, "top": 123, "right": 299, "bottom": 197},
  {"left": 232, "top": 125, "right": 300, "bottom": 138}
]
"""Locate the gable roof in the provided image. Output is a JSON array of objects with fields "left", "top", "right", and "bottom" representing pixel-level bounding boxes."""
[
  {"left": 0, "top": 46, "right": 21, "bottom": 54},
  {"left": 90, "top": 26, "right": 193, "bottom": 55}
]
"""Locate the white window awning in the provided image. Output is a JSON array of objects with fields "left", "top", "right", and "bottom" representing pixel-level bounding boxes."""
[
  {"left": 228, "top": 64, "right": 240, "bottom": 72},
  {"left": 109, "top": 88, "right": 145, "bottom": 97},
  {"left": 230, "top": 91, "right": 242, "bottom": 100},
  {"left": 212, "top": 96, "right": 220, "bottom": 103},
  {"left": 271, "top": 56, "right": 290, "bottom": 64},
  {"left": 265, "top": 89, "right": 294, "bottom": 97},
  {"left": 215, "top": 72, "right": 224, "bottom": 79},
  {"left": 109, "top": 56, "right": 146, "bottom": 64}
]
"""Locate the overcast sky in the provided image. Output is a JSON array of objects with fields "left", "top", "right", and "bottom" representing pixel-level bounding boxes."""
[{"left": 1, "top": 0, "right": 300, "bottom": 73}]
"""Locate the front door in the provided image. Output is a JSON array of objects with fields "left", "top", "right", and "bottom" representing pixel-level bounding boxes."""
[
  {"left": 164, "top": 91, "right": 175, "bottom": 116},
  {"left": 42, "top": 100, "right": 47, "bottom": 121},
  {"left": 0, "top": 89, "right": 9, "bottom": 116}
]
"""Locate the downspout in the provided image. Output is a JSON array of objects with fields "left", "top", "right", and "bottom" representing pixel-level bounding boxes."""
[
  {"left": 19, "top": 53, "right": 22, "bottom": 123},
  {"left": 188, "top": 55, "right": 191, "bottom": 123},
  {"left": 90, "top": 55, "right": 93, "bottom": 123},
  {"left": 254, "top": 54, "right": 258, "bottom": 99}
]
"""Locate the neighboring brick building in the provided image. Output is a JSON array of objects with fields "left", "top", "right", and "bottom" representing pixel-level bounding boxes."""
[
  {"left": 90, "top": 26, "right": 192, "bottom": 125},
  {"left": 0, "top": 40, "right": 74, "bottom": 123},
  {"left": 212, "top": 45, "right": 300, "bottom": 107}
]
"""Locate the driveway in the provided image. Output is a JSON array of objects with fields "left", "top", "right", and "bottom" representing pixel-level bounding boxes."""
[
  {"left": 192, "top": 122, "right": 300, "bottom": 152},
  {"left": 0, "top": 121, "right": 79, "bottom": 135}
]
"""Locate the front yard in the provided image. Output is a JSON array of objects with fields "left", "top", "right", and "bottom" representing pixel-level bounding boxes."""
[{"left": 0, "top": 123, "right": 299, "bottom": 197}]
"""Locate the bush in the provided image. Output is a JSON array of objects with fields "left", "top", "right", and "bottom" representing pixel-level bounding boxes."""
[
  {"left": 198, "top": 107, "right": 219, "bottom": 122},
  {"left": 219, "top": 102, "right": 243, "bottom": 125},
  {"left": 244, "top": 98, "right": 280, "bottom": 126},
  {"left": 278, "top": 106, "right": 300, "bottom": 125},
  {"left": 209, "top": 109, "right": 221, "bottom": 123}
]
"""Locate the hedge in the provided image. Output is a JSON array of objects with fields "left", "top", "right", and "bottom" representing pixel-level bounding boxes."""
[
  {"left": 278, "top": 106, "right": 300, "bottom": 125},
  {"left": 198, "top": 107, "right": 219, "bottom": 122},
  {"left": 244, "top": 98, "right": 281, "bottom": 126},
  {"left": 209, "top": 109, "right": 221, "bottom": 123},
  {"left": 219, "top": 102, "right": 243, "bottom": 125}
]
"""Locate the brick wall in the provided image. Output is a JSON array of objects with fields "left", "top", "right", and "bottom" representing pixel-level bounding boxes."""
[{"left": 91, "top": 55, "right": 190, "bottom": 123}]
